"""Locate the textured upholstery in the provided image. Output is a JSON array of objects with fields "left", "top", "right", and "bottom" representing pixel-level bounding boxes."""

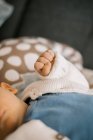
[{"left": 0, "top": 0, "right": 93, "bottom": 69}]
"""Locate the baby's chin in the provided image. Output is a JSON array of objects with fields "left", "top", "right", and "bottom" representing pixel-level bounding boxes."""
[{"left": 1, "top": 121, "right": 19, "bottom": 140}]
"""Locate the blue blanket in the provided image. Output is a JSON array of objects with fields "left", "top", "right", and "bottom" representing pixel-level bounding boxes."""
[{"left": 24, "top": 93, "right": 93, "bottom": 140}]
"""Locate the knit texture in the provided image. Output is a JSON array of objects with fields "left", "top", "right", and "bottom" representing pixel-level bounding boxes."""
[{"left": 22, "top": 53, "right": 89, "bottom": 101}]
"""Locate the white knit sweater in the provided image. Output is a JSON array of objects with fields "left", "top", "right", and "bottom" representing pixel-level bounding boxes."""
[{"left": 22, "top": 53, "right": 89, "bottom": 101}]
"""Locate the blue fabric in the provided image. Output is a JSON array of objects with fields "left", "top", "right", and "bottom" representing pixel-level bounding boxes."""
[{"left": 24, "top": 93, "right": 93, "bottom": 140}]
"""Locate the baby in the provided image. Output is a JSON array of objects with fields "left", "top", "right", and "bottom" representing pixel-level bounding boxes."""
[{"left": 0, "top": 50, "right": 92, "bottom": 140}]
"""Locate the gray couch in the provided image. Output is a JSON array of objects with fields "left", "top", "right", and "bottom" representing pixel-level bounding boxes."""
[{"left": 0, "top": 0, "right": 93, "bottom": 69}]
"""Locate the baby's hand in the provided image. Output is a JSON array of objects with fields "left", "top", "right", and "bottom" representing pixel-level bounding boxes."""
[{"left": 34, "top": 50, "right": 55, "bottom": 76}]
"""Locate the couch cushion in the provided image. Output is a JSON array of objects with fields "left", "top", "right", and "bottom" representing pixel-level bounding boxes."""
[{"left": 1, "top": 0, "right": 93, "bottom": 69}]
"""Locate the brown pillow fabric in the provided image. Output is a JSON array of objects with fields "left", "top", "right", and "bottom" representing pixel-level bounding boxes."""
[{"left": 0, "top": 37, "right": 83, "bottom": 91}]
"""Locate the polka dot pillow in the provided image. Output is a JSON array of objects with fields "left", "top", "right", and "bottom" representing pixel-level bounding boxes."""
[{"left": 0, "top": 37, "right": 83, "bottom": 91}]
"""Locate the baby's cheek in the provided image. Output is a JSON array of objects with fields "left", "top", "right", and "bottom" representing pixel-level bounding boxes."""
[
  {"left": 0, "top": 118, "right": 17, "bottom": 140},
  {"left": 5, "top": 116, "right": 18, "bottom": 134}
]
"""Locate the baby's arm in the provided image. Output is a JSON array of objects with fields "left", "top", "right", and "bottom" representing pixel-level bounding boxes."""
[
  {"left": 34, "top": 50, "right": 89, "bottom": 88},
  {"left": 34, "top": 50, "right": 70, "bottom": 79},
  {"left": 22, "top": 50, "right": 89, "bottom": 101}
]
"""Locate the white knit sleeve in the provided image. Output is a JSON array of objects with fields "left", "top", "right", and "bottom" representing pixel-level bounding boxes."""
[
  {"left": 35, "top": 52, "right": 69, "bottom": 79},
  {"left": 35, "top": 52, "right": 89, "bottom": 88},
  {"left": 22, "top": 52, "right": 89, "bottom": 101}
]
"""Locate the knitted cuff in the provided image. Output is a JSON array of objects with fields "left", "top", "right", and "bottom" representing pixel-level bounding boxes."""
[
  {"left": 35, "top": 52, "right": 89, "bottom": 89},
  {"left": 35, "top": 52, "right": 69, "bottom": 79}
]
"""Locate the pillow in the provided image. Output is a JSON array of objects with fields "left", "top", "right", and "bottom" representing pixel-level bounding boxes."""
[{"left": 0, "top": 37, "right": 83, "bottom": 92}]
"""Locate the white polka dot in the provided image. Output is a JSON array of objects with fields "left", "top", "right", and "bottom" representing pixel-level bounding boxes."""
[
  {"left": 24, "top": 53, "right": 39, "bottom": 71},
  {"left": 53, "top": 43, "right": 64, "bottom": 53},
  {"left": 5, "top": 69, "right": 20, "bottom": 82},
  {"left": 63, "top": 47, "right": 74, "bottom": 57},
  {"left": 75, "top": 52, "right": 83, "bottom": 61},
  {"left": 35, "top": 44, "right": 48, "bottom": 52},
  {"left": 0, "top": 47, "right": 12, "bottom": 56},
  {"left": 0, "top": 60, "right": 4, "bottom": 70},
  {"left": 7, "top": 56, "right": 22, "bottom": 66},
  {"left": 16, "top": 43, "right": 31, "bottom": 51},
  {"left": 69, "top": 52, "right": 82, "bottom": 64},
  {"left": 23, "top": 38, "right": 37, "bottom": 44},
  {"left": 3, "top": 39, "right": 18, "bottom": 45},
  {"left": 70, "top": 55, "right": 79, "bottom": 62},
  {"left": 37, "top": 37, "right": 48, "bottom": 44}
]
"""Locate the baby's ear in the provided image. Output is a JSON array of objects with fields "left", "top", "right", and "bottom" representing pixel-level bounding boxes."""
[{"left": 0, "top": 82, "right": 18, "bottom": 94}]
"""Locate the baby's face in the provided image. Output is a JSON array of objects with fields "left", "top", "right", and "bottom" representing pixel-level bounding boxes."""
[{"left": 0, "top": 87, "right": 23, "bottom": 140}]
